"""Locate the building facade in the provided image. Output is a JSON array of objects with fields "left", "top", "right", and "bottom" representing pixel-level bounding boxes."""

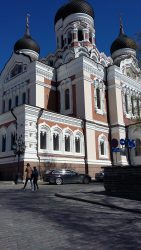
[{"left": 0, "top": 0, "right": 141, "bottom": 180}]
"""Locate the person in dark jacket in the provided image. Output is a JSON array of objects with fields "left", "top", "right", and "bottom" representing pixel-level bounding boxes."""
[{"left": 32, "top": 166, "right": 39, "bottom": 191}]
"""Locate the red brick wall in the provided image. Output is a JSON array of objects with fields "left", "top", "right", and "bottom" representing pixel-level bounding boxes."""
[{"left": 44, "top": 88, "right": 57, "bottom": 112}]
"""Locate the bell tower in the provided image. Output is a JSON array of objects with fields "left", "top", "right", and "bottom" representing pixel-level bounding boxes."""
[{"left": 54, "top": 0, "right": 95, "bottom": 55}]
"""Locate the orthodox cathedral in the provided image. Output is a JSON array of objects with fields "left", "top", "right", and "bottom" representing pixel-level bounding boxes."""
[{"left": 0, "top": 0, "right": 141, "bottom": 180}]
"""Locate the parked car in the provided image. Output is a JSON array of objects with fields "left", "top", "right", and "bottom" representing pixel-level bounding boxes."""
[
  {"left": 43, "top": 169, "right": 91, "bottom": 185},
  {"left": 95, "top": 170, "right": 104, "bottom": 182}
]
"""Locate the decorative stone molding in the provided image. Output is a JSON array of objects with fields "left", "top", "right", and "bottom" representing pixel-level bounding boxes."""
[{"left": 93, "top": 79, "right": 106, "bottom": 115}]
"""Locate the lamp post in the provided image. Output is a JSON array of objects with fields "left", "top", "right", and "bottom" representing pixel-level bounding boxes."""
[{"left": 13, "top": 135, "right": 25, "bottom": 184}]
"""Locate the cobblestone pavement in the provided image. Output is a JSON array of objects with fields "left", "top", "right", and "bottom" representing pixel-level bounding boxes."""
[{"left": 0, "top": 182, "right": 141, "bottom": 250}]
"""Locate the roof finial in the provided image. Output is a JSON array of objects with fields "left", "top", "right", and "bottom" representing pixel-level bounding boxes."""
[
  {"left": 25, "top": 13, "right": 30, "bottom": 36},
  {"left": 120, "top": 15, "right": 124, "bottom": 35}
]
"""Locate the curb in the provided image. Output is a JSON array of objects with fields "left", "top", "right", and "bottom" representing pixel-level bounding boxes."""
[{"left": 55, "top": 193, "right": 141, "bottom": 214}]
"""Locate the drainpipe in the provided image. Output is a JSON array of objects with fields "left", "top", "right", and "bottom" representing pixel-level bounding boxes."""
[
  {"left": 105, "top": 66, "right": 114, "bottom": 166},
  {"left": 82, "top": 118, "right": 89, "bottom": 175},
  {"left": 37, "top": 108, "right": 44, "bottom": 178},
  {"left": 125, "top": 126, "right": 132, "bottom": 166}
]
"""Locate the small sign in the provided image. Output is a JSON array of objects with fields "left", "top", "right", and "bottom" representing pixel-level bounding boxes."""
[{"left": 111, "top": 138, "right": 136, "bottom": 153}]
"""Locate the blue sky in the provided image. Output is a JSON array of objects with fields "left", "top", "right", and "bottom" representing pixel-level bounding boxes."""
[{"left": 0, "top": 0, "right": 141, "bottom": 70}]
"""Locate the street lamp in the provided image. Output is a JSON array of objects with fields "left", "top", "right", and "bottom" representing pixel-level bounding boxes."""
[{"left": 13, "top": 135, "right": 26, "bottom": 184}]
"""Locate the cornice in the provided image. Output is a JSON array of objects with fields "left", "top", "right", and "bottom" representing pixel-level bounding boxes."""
[
  {"left": 108, "top": 66, "right": 141, "bottom": 91},
  {"left": 24, "top": 105, "right": 82, "bottom": 127},
  {"left": 41, "top": 111, "right": 82, "bottom": 128},
  {"left": 35, "top": 61, "right": 55, "bottom": 81},
  {"left": 83, "top": 57, "right": 105, "bottom": 80}
]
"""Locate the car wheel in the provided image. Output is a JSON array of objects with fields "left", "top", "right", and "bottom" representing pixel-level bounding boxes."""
[
  {"left": 83, "top": 177, "right": 89, "bottom": 184},
  {"left": 55, "top": 177, "right": 63, "bottom": 185}
]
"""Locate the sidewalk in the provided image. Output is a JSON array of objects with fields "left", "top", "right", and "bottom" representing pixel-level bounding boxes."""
[{"left": 55, "top": 189, "right": 141, "bottom": 214}]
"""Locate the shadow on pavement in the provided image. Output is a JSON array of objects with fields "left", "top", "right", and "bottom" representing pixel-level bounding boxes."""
[{"left": 82, "top": 190, "right": 141, "bottom": 201}]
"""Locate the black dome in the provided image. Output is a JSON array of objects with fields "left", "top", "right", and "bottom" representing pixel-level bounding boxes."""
[
  {"left": 110, "top": 25, "right": 137, "bottom": 54},
  {"left": 14, "top": 33, "right": 40, "bottom": 54},
  {"left": 55, "top": 0, "right": 94, "bottom": 24}
]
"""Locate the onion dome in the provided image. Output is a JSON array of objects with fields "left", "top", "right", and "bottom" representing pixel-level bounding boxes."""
[
  {"left": 110, "top": 18, "right": 137, "bottom": 54},
  {"left": 14, "top": 14, "right": 40, "bottom": 54},
  {"left": 55, "top": 0, "right": 94, "bottom": 25}
]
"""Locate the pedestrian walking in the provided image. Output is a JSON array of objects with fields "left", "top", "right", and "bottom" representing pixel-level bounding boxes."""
[
  {"left": 23, "top": 163, "right": 33, "bottom": 190},
  {"left": 32, "top": 166, "right": 39, "bottom": 191}
]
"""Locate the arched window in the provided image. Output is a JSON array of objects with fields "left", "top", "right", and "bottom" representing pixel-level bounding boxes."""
[
  {"left": 75, "top": 137, "right": 80, "bottom": 153},
  {"left": 125, "top": 94, "right": 128, "bottom": 113},
  {"left": 22, "top": 93, "right": 26, "bottom": 104},
  {"left": 137, "top": 99, "right": 140, "bottom": 117},
  {"left": 68, "top": 31, "right": 72, "bottom": 45},
  {"left": 2, "top": 135, "right": 6, "bottom": 152},
  {"left": 27, "top": 89, "right": 30, "bottom": 104},
  {"left": 100, "top": 140, "right": 105, "bottom": 155},
  {"left": 65, "top": 89, "right": 70, "bottom": 110},
  {"left": 78, "top": 29, "right": 83, "bottom": 41},
  {"left": 49, "top": 60, "right": 53, "bottom": 67},
  {"left": 8, "top": 99, "right": 12, "bottom": 111},
  {"left": 131, "top": 96, "right": 135, "bottom": 115},
  {"left": 40, "top": 131, "right": 47, "bottom": 149},
  {"left": 89, "top": 31, "right": 92, "bottom": 43},
  {"left": 98, "top": 135, "right": 108, "bottom": 158},
  {"left": 53, "top": 133, "right": 59, "bottom": 151},
  {"left": 65, "top": 135, "right": 70, "bottom": 152},
  {"left": 96, "top": 88, "right": 101, "bottom": 109},
  {"left": 61, "top": 35, "right": 64, "bottom": 48},
  {"left": 135, "top": 139, "right": 141, "bottom": 156}
]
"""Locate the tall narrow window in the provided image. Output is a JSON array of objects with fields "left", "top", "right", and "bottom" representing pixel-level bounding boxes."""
[
  {"left": 125, "top": 94, "right": 128, "bottom": 113},
  {"left": 68, "top": 32, "right": 72, "bottom": 45},
  {"left": 75, "top": 137, "right": 80, "bottom": 153},
  {"left": 131, "top": 96, "right": 135, "bottom": 115},
  {"left": 53, "top": 133, "right": 59, "bottom": 151},
  {"left": 65, "top": 135, "right": 70, "bottom": 152},
  {"left": 8, "top": 99, "right": 12, "bottom": 110},
  {"left": 137, "top": 99, "right": 140, "bottom": 117},
  {"left": 27, "top": 89, "right": 30, "bottom": 104},
  {"left": 40, "top": 131, "right": 46, "bottom": 149},
  {"left": 89, "top": 31, "right": 92, "bottom": 43},
  {"left": 2, "top": 135, "right": 6, "bottom": 152},
  {"left": 100, "top": 140, "right": 105, "bottom": 155},
  {"left": 15, "top": 96, "right": 18, "bottom": 107},
  {"left": 78, "top": 29, "right": 83, "bottom": 41},
  {"left": 11, "top": 133, "right": 16, "bottom": 150},
  {"left": 96, "top": 88, "right": 101, "bottom": 109},
  {"left": 49, "top": 60, "right": 53, "bottom": 67},
  {"left": 61, "top": 35, "right": 64, "bottom": 48},
  {"left": 65, "top": 89, "right": 70, "bottom": 110},
  {"left": 22, "top": 92, "right": 26, "bottom": 104},
  {"left": 135, "top": 139, "right": 141, "bottom": 156}
]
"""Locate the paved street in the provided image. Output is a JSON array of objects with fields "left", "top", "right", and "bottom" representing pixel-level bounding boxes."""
[{"left": 0, "top": 182, "right": 141, "bottom": 250}]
